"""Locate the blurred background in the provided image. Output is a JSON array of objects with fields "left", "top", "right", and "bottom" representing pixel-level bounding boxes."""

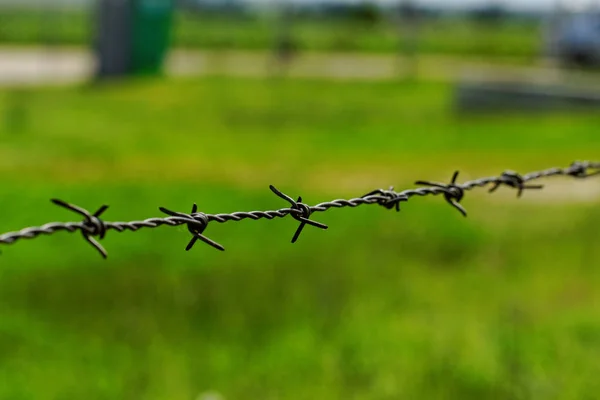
[{"left": 0, "top": 0, "right": 600, "bottom": 399}]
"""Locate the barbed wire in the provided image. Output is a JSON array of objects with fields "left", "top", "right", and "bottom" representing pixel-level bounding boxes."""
[{"left": 0, "top": 160, "right": 598, "bottom": 259}]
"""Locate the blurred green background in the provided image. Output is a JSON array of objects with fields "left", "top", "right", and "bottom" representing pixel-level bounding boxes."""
[{"left": 1, "top": 1, "right": 600, "bottom": 399}]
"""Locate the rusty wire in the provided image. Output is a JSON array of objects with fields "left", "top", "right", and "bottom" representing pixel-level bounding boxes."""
[{"left": 0, "top": 160, "right": 598, "bottom": 259}]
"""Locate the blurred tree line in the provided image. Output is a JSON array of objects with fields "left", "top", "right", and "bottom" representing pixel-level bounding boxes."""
[{"left": 175, "top": 0, "right": 518, "bottom": 26}]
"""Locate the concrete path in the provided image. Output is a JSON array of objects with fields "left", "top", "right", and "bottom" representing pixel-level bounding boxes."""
[{"left": 0, "top": 47, "right": 93, "bottom": 86}]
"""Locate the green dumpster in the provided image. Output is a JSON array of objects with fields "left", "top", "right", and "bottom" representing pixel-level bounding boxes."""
[{"left": 130, "top": 0, "right": 173, "bottom": 75}]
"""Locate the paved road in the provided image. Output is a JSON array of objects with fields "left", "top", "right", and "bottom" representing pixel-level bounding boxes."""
[{"left": 3, "top": 46, "right": 597, "bottom": 87}]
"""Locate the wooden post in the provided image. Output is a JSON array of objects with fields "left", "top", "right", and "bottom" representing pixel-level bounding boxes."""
[{"left": 270, "top": 0, "right": 295, "bottom": 76}]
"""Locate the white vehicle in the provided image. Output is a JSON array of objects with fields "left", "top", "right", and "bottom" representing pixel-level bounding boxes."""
[{"left": 545, "top": 9, "right": 600, "bottom": 67}]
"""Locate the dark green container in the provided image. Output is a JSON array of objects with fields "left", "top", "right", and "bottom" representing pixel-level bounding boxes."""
[{"left": 130, "top": 0, "right": 173, "bottom": 75}]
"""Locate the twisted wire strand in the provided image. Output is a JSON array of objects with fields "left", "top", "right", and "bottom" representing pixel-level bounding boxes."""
[{"left": 0, "top": 160, "right": 598, "bottom": 258}]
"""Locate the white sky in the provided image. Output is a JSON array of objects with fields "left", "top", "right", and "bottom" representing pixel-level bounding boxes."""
[
  {"left": 303, "top": 0, "right": 598, "bottom": 12},
  {"left": 409, "top": 0, "right": 597, "bottom": 11},
  {"left": 418, "top": 0, "right": 553, "bottom": 11}
]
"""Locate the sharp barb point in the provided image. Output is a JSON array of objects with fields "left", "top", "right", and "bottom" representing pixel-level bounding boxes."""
[
  {"left": 451, "top": 171, "right": 460, "bottom": 184},
  {"left": 185, "top": 236, "right": 199, "bottom": 251},
  {"left": 95, "top": 205, "right": 110, "bottom": 217}
]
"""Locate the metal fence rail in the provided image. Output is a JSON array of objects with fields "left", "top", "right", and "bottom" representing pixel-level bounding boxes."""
[{"left": 1, "top": 160, "right": 598, "bottom": 259}]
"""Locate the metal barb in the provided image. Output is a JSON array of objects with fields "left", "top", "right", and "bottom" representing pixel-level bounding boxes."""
[
  {"left": 51, "top": 199, "right": 109, "bottom": 259},
  {"left": 159, "top": 204, "right": 224, "bottom": 251},
  {"left": 415, "top": 171, "right": 467, "bottom": 217},
  {"left": 0, "top": 160, "right": 598, "bottom": 258},
  {"left": 362, "top": 187, "right": 408, "bottom": 212},
  {"left": 269, "top": 185, "right": 328, "bottom": 243},
  {"left": 568, "top": 161, "right": 600, "bottom": 179},
  {"left": 488, "top": 171, "right": 544, "bottom": 198}
]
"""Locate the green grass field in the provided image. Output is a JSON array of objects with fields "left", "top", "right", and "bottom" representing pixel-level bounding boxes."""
[
  {"left": 0, "top": 9, "right": 541, "bottom": 59},
  {"left": 0, "top": 76, "right": 599, "bottom": 399}
]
